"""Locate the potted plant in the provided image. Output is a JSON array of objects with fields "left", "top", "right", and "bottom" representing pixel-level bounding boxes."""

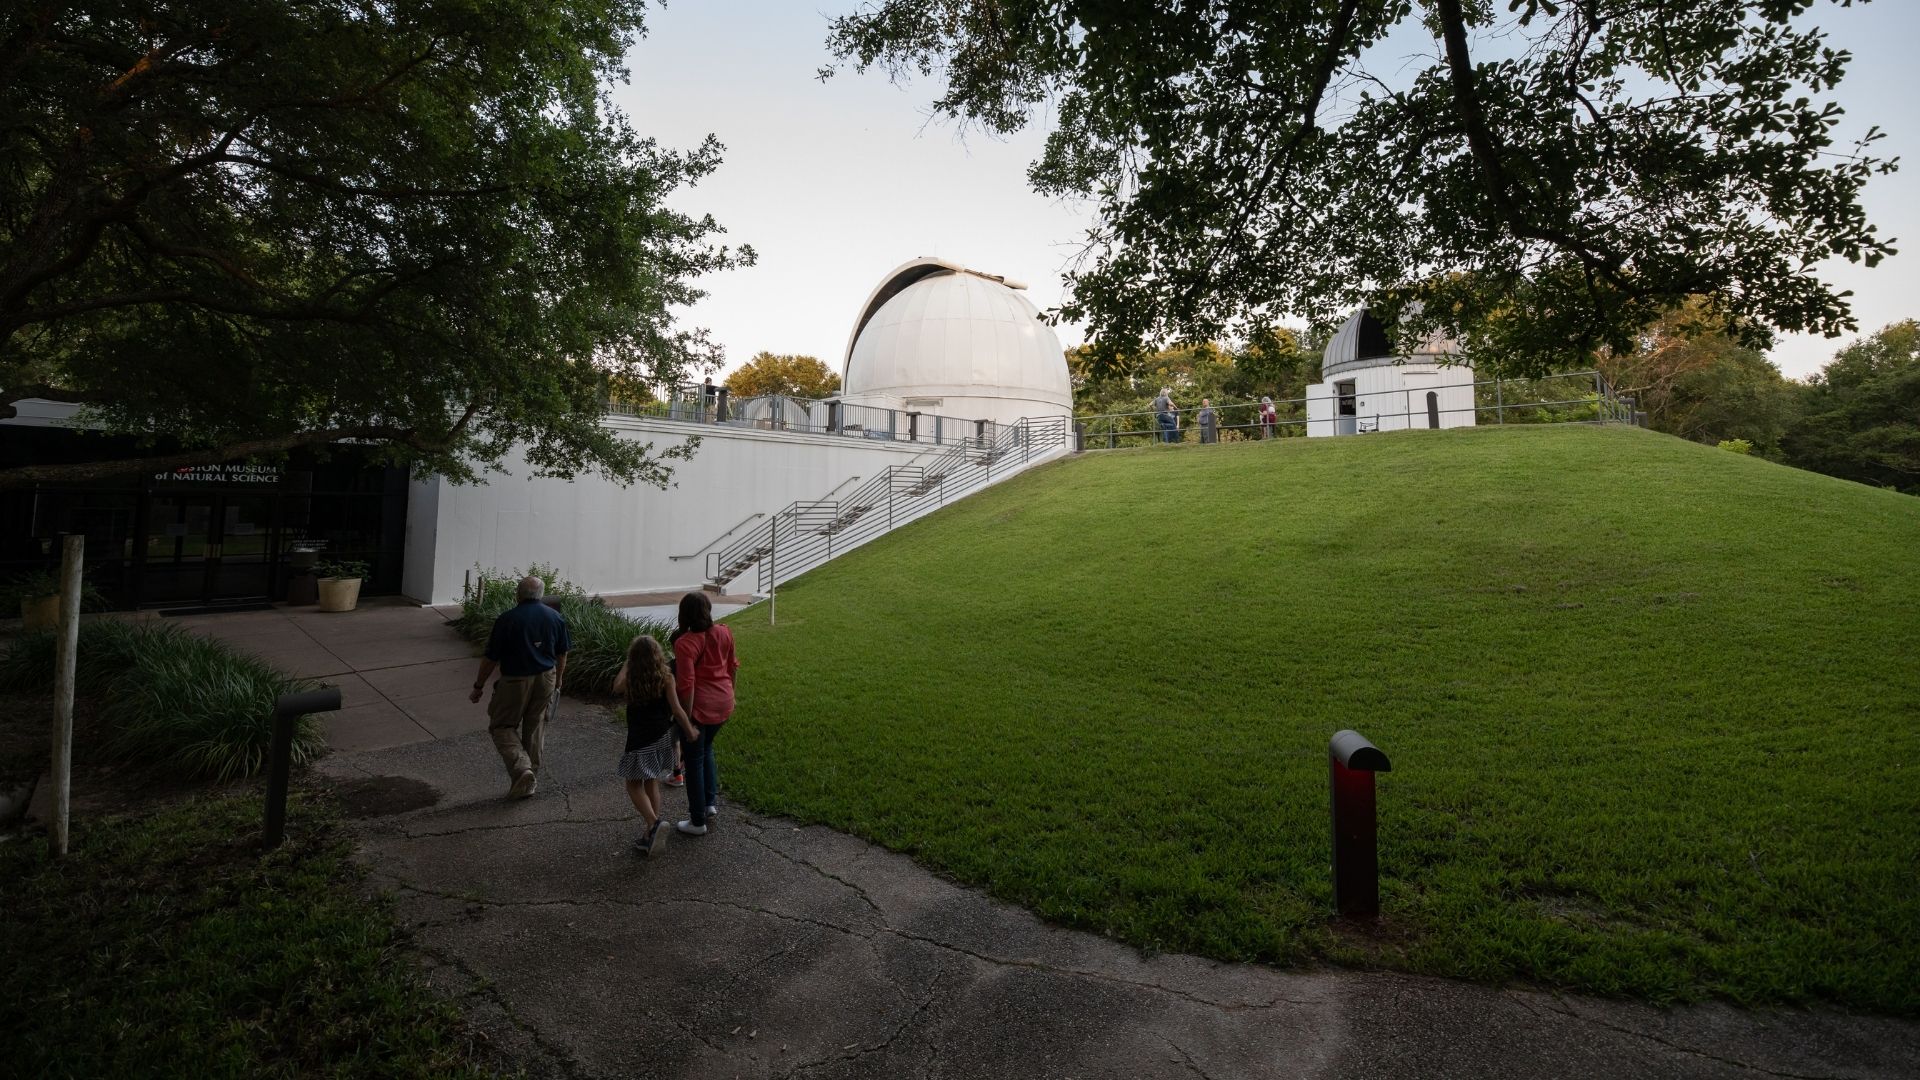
[
  {"left": 6, "top": 570, "right": 61, "bottom": 629},
  {"left": 315, "top": 559, "right": 371, "bottom": 612}
]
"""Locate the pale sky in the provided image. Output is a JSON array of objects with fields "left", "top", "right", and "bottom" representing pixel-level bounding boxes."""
[{"left": 615, "top": 2, "right": 1917, "bottom": 383}]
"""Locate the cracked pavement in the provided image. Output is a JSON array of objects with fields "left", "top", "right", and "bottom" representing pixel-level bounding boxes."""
[{"left": 319, "top": 705, "right": 1920, "bottom": 1079}]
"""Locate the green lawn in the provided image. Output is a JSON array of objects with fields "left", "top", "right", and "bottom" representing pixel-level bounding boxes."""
[
  {"left": 0, "top": 790, "right": 501, "bottom": 1077},
  {"left": 719, "top": 424, "right": 1920, "bottom": 1012}
]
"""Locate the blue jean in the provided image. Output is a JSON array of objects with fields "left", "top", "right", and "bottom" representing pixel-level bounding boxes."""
[
  {"left": 1156, "top": 412, "right": 1176, "bottom": 443},
  {"left": 684, "top": 723, "right": 722, "bottom": 824}
]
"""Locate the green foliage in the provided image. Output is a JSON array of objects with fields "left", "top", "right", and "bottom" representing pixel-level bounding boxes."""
[
  {"left": 1072, "top": 335, "right": 1319, "bottom": 443},
  {"left": 0, "top": 570, "right": 113, "bottom": 612},
  {"left": 723, "top": 425, "right": 1920, "bottom": 1010},
  {"left": 1, "top": 0, "right": 752, "bottom": 491},
  {"left": 826, "top": 2, "right": 1897, "bottom": 376},
  {"left": 1781, "top": 321, "right": 1920, "bottom": 493},
  {"left": 316, "top": 559, "right": 370, "bottom": 581},
  {"left": 1719, "top": 439, "right": 1754, "bottom": 455},
  {"left": 1600, "top": 303, "right": 1803, "bottom": 455},
  {"left": 724, "top": 352, "right": 843, "bottom": 399},
  {"left": 0, "top": 621, "right": 323, "bottom": 780},
  {"left": 0, "top": 790, "right": 497, "bottom": 1077},
  {"left": 454, "top": 565, "right": 671, "bottom": 695}
]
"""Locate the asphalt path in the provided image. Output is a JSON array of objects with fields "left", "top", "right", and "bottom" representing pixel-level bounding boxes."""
[{"left": 319, "top": 704, "right": 1920, "bottom": 1080}]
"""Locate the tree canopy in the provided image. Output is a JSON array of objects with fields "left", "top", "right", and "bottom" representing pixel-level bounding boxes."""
[
  {"left": 1781, "top": 321, "right": 1920, "bottom": 492},
  {"left": 723, "top": 352, "right": 842, "bottom": 399},
  {"left": 826, "top": 0, "right": 1899, "bottom": 376},
  {"left": 1599, "top": 301, "right": 1801, "bottom": 455},
  {"left": 1, "top": 0, "right": 750, "bottom": 490}
]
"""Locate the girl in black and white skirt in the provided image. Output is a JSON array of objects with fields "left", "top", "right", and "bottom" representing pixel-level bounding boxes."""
[{"left": 613, "top": 635, "right": 698, "bottom": 857}]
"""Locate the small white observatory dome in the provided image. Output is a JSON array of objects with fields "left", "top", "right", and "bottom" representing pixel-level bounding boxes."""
[{"left": 841, "top": 259, "right": 1072, "bottom": 427}]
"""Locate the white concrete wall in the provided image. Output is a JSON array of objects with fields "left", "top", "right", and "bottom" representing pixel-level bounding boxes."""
[
  {"left": 402, "top": 414, "right": 1064, "bottom": 605},
  {"left": 1306, "top": 364, "right": 1477, "bottom": 437},
  {"left": 400, "top": 474, "right": 440, "bottom": 601}
]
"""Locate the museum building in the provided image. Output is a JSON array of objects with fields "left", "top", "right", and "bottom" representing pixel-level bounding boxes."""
[{"left": 1, "top": 259, "right": 1074, "bottom": 612}]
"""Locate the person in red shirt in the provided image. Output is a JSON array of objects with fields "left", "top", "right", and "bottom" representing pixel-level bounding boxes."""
[{"left": 672, "top": 591, "right": 738, "bottom": 835}]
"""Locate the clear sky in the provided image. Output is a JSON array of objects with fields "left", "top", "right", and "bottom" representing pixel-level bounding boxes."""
[{"left": 614, "top": 2, "right": 1917, "bottom": 383}]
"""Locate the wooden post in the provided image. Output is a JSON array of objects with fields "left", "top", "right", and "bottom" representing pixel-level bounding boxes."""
[{"left": 50, "top": 534, "right": 83, "bottom": 858}]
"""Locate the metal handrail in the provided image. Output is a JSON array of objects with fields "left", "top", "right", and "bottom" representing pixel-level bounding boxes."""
[
  {"left": 694, "top": 416, "right": 1065, "bottom": 593},
  {"left": 740, "top": 415, "right": 1068, "bottom": 593},
  {"left": 668, "top": 512, "right": 768, "bottom": 561},
  {"left": 1074, "top": 370, "right": 1625, "bottom": 446}
]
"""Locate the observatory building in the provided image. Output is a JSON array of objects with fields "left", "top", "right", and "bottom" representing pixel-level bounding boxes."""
[
  {"left": 839, "top": 258, "right": 1072, "bottom": 429},
  {"left": 1306, "top": 308, "right": 1477, "bottom": 436}
]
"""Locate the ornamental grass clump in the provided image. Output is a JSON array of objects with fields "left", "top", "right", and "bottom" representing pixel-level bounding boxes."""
[
  {"left": 455, "top": 565, "right": 671, "bottom": 697},
  {"left": 0, "top": 621, "right": 322, "bottom": 781}
]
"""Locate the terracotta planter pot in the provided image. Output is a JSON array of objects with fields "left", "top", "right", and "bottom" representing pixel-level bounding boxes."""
[
  {"left": 21, "top": 594, "right": 59, "bottom": 630},
  {"left": 316, "top": 577, "right": 363, "bottom": 613}
]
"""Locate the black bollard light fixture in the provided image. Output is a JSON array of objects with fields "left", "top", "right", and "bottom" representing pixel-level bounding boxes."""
[
  {"left": 1329, "top": 729, "right": 1392, "bottom": 917},
  {"left": 263, "top": 687, "right": 343, "bottom": 849}
]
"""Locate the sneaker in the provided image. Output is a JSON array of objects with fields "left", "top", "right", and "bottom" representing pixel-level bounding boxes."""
[
  {"left": 675, "top": 819, "right": 708, "bottom": 836},
  {"left": 707, "top": 804, "right": 718, "bottom": 818},
  {"left": 665, "top": 770, "right": 685, "bottom": 788},
  {"left": 631, "top": 832, "right": 652, "bottom": 857},
  {"left": 509, "top": 769, "right": 537, "bottom": 799}
]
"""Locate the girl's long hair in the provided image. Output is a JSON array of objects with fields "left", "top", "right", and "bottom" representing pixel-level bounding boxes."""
[
  {"left": 624, "top": 635, "right": 673, "bottom": 706},
  {"left": 677, "top": 591, "right": 713, "bottom": 634}
]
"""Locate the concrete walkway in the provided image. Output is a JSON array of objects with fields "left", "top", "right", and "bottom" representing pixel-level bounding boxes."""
[
  {"left": 177, "top": 593, "right": 753, "bottom": 754},
  {"left": 193, "top": 604, "right": 1919, "bottom": 1079}
]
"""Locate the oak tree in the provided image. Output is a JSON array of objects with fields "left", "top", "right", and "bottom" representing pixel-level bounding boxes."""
[
  {"left": 723, "top": 352, "right": 842, "bottom": 399},
  {"left": 826, "top": 0, "right": 1898, "bottom": 375},
  {"left": 2, "top": 0, "right": 751, "bottom": 489}
]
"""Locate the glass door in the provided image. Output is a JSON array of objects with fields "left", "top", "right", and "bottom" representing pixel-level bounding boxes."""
[
  {"left": 140, "top": 494, "right": 276, "bottom": 606},
  {"left": 142, "top": 496, "right": 217, "bottom": 606},
  {"left": 209, "top": 495, "right": 275, "bottom": 600}
]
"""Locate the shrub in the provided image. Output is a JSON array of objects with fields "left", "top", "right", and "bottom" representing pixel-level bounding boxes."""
[
  {"left": 0, "top": 570, "right": 114, "bottom": 613},
  {"left": 315, "top": 559, "right": 370, "bottom": 580},
  {"left": 455, "top": 565, "right": 673, "bottom": 697},
  {"left": 0, "top": 621, "right": 323, "bottom": 781},
  {"left": 1718, "top": 438, "right": 1755, "bottom": 455}
]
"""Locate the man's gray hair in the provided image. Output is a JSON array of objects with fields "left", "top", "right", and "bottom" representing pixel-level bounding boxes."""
[{"left": 516, "top": 575, "right": 545, "bottom": 601}]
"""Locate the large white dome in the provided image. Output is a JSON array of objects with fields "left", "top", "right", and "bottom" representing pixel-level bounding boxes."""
[{"left": 841, "top": 259, "right": 1071, "bottom": 426}]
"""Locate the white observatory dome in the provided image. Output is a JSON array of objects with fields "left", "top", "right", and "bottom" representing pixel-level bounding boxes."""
[{"left": 841, "top": 259, "right": 1071, "bottom": 427}]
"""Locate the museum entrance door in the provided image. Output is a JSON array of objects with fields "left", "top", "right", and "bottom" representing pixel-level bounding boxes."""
[{"left": 141, "top": 494, "right": 277, "bottom": 607}]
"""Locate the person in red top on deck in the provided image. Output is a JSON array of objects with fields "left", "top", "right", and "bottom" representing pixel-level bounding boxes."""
[{"left": 671, "top": 591, "right": 738, "bottom": 835}]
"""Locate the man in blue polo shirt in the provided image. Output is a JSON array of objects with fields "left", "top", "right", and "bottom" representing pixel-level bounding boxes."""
[{"left": 468, "top": 576, "right": 571, "bottom": 798}]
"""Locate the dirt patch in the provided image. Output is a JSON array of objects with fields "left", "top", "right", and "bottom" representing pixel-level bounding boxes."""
[{"left": 331, "top": 774, "right": 441, "bottom": 818}]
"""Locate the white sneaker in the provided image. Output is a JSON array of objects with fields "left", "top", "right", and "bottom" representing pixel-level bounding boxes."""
[
  {"left": 510, "top": 769, "right": 537, "bottom": 799},
  {"left": 675, "top": 819, "right": 708, "bottom": 835},
  {"left": 707, "top": 804, "right": 718, "bottom": 818}
]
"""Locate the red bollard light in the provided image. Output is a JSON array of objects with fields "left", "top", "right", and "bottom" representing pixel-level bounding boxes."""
[{"left": 1329, "top": 729, "right": 1392, "bottom": 917}]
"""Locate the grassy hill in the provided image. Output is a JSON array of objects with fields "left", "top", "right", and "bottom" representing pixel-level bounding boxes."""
[{"left": 718, "top": 424, "right": 1920, "bottom": 1012}]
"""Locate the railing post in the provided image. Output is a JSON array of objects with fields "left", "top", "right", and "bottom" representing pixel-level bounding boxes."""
[
  {"left": 49, "top": 534, "right": 82, "bottom": 858},
  {"left": 264, "top": 687, "right": 343, "bottom": 849},
  {"left": 716, "top": 387, "right": 730, "bottom": 423},
  {"left": 1495, "top": 376, "right": 1505, "bottom": 423},
  {"left": 1329, "top": 730, "right": 1391, "bottom": 917}
]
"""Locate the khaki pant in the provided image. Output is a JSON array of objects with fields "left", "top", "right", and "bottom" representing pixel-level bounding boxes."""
[{"left": 487, "top": 671, "right": 554, "bottom": 778}]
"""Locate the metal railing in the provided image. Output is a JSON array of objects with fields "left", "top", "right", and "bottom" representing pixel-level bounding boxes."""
[
  {"left": 606, "top": 383, "right": 1007, "bottom": 448},
  {"left": 1073, "top": 370, "right": 1635, "bottom": 449},
  {"left": 704, "top": 415, "right": 1071, "bottom": 592}
]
